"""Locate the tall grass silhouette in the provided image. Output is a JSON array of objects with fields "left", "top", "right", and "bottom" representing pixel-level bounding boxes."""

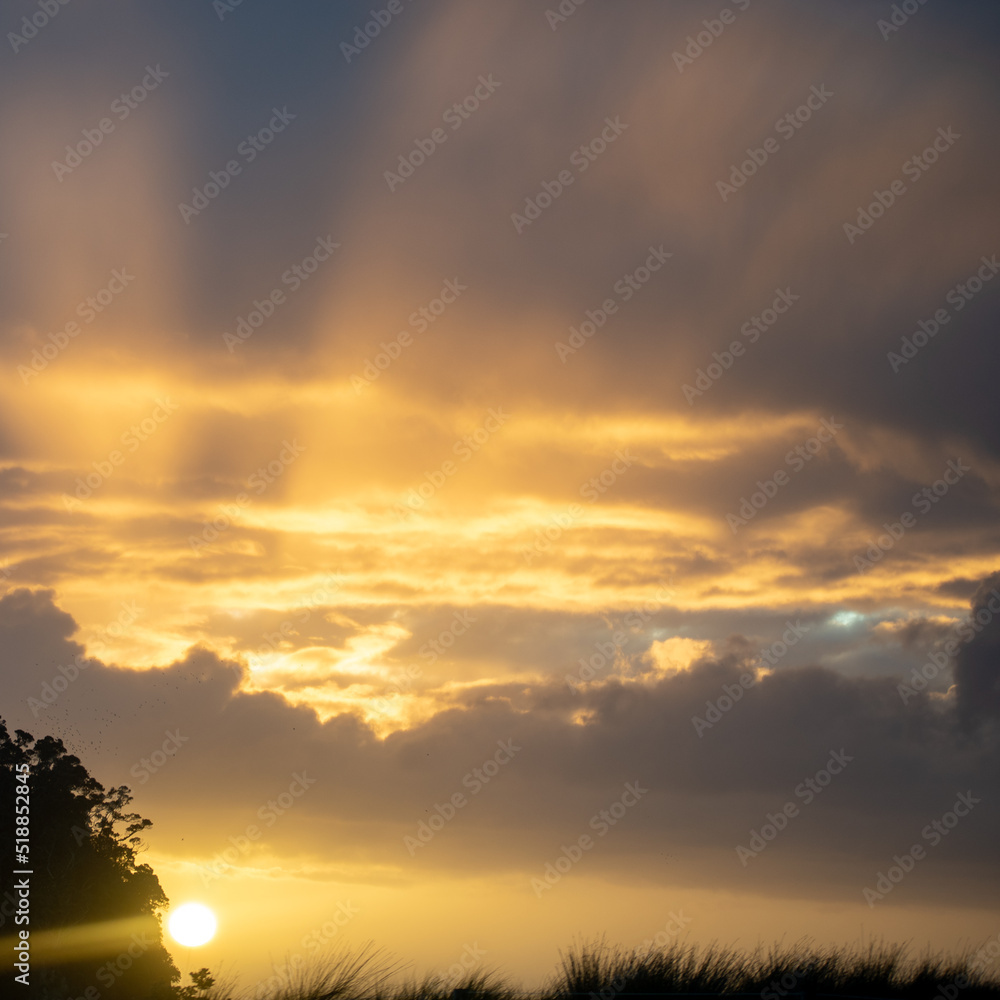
[
  {"left": 544, "top": 937, "right": 1000, "bottom": 999},
  {"left": 196, "top": 936, "right": 1000, "bottom": 1000}
]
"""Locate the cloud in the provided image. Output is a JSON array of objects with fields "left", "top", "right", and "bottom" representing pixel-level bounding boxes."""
[
  {"left": 3, "top": 584, "right": 997, "bottom": 910},
  {"left": 953, "top": 571, "right": 1000, "bottom": 725}
]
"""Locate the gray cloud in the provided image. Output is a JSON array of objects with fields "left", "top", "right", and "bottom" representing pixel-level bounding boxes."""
[{"left": 3, "top": 585, "right": 997, "bottom": 909}]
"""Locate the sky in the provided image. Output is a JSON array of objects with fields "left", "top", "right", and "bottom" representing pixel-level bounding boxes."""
[{"left": 2, "top": 0, "right": 1000, "bottom": 992}]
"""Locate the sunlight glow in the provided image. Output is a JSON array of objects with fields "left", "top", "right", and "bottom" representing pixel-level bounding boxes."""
[
  {"left": 168, "top": 903, "right": 217, "bottom": 947},
  {"left": 830, "top": 610, "right": 864, "bottom": 627}
]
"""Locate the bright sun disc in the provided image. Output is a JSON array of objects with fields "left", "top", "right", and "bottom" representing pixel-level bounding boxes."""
[{"left": 168, "top": 903, "right": 217, "bottom": 947}]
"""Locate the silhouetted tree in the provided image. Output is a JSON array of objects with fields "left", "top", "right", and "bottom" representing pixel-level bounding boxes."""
[
  {"left": 177, "top": 967, "right": 217, "bottom": 998},
  {"left": 0, "top": 717, "right": 182, "bottom": 999}
]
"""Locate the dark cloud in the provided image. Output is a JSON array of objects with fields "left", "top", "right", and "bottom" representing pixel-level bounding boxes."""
[
  {"left": 954, "top": 571, "right": 1000, "bottom": 726},
  {"left": 3, "top": 587, "right": 997, "bottom": 910}
]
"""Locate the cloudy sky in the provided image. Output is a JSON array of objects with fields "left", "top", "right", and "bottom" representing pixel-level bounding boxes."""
[{"left": 2, "top": 0, "right": 1000, "bottom": 990}]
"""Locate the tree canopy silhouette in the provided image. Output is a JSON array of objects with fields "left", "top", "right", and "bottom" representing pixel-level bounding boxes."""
[{"left": 0, "top": 717, "right": 182, "bottom": 998}]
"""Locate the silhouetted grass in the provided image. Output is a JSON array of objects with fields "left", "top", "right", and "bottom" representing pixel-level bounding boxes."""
[
  {"left": 377, "top": 967, "right": 522, "bottom": 1000},
  {"left": 236, "top": 942, "right": 403, "bottom": 1000},
  {"left": 211, "top": 937, "right": 1000, "bottom": 1000},
  {"left": 546, "top": 938, "right": 1000, "bottom": 1000}
]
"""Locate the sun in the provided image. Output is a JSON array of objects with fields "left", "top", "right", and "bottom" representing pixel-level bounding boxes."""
[{"left": 168, "top": 902, "right": 217, "bottom": 947}]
